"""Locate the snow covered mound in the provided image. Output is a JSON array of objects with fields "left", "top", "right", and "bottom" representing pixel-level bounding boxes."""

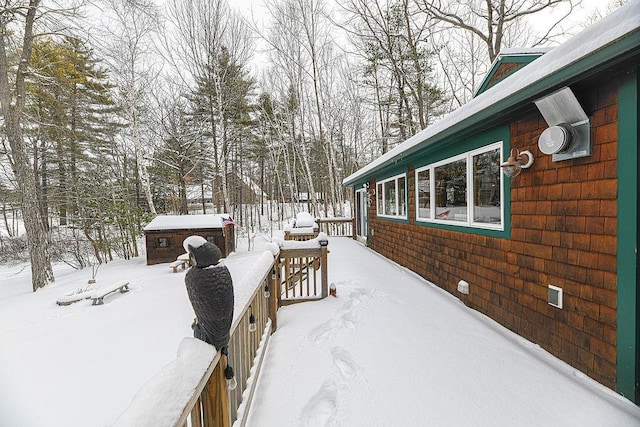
[{"left": 294, "top": 212, "right": 315, "bottom": 227}]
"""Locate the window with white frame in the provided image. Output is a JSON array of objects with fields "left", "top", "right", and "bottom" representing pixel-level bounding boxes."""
[
  {"left": 415, "top": 142, "right": 503, "bottom": 229},
  {"left": 376, "top": 173, "right": 407, "bottom": 218}
]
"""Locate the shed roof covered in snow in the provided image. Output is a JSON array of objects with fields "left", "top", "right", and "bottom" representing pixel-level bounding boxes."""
[
  {"left": 342, "top": 1, "right": 640, "bottom": 186},
  {"left": 143, "top": 214, "right": 232, "bottom": 231}
]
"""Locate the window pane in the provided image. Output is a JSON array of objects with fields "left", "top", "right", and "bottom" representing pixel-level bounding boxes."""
[
  {"left": 435, "top": 159, "right": 467, "bottom": 221},
  {"left": 416, "top": 169, "right": 430, "bottom": 219},
  {"left": 377, "top": 183, "right": 383, "bottom": 214},
  {"left": 398, "top": 176, "right": 406, "bottom": 216},
  {"left": 384, "top": 180, "right": 397, "bottom": 215},
  {"left": 473, "top": 148, "right": 501, "bottom": 224}
]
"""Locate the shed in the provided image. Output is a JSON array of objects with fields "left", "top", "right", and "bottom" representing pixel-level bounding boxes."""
[
  {"left": 343, "top": 2, "right": 640, "bottom": 404},
  {"left": 143, "top": 214, "right": 235, "bottom": 265}
]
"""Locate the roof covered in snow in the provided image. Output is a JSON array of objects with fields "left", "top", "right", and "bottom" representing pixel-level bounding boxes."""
[
  {"left": 343, "top": 0, "right": 640, "bottom": 186},
  {"left": 143, "top": 214, "right": 232, "bottom": 231}
]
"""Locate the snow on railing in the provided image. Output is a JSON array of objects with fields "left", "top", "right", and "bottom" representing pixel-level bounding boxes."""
[
  {"left": 114, "top": 249, "right": 279, "bottom": 427},
  {"left": 284, "top": 217, "right": 356, "bottom": 241},
  {"left": 316, "top": 217, "right": 356, "bottom": 239},
  {"left": 112, "top": 339, "right": 219, "bottom": 426},
  {"left": 114, "top": 236, "right": 333, "bottom": 426},
  {"left": 277, "top": 234, "right": 329, "bottom": 304}
]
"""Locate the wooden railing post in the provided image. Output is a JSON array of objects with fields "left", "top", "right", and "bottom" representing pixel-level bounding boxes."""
[
  {"left": 351, "top": 217, "right": 356, "bottom": 240},
  {"left": 319, "top": 239, "right": 329, "bottom": 298},
  {"left": 269, "top": 258, "right": 279, "bottom": 331},
  {"left": 201, "top": 354, "right": 230, "bottom": 427}
]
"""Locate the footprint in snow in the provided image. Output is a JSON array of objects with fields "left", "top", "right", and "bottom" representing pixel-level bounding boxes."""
[
  {"left": 342, "top": 287, "right": 380, "bottom": 311},
  {"left": 308, "top": 319, "right": 337, "bottom": 345},
  {"left": 300, "top": 381, "right": 337, "bottom": 427},
  {"left": 308, "top": 312, "right": 358, "bottom": 345},
  {"left": 331, "top": 347, "right": 357, "bottom": 381},
  {"left": 340, "top": 312, "right": 356, "bottom": 329}
]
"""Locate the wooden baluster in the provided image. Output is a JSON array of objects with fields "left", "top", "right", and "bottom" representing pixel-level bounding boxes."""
[
  {"left": 320, "top": 239, "right": 328, "bottom": 298},
  {"left": 270, "top": 264, "right": 279, "bottom": 331}
]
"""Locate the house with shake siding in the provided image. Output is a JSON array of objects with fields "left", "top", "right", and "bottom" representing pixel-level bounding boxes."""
[{"left": 344, "top": 1, "right": 640, "bottom": 403}]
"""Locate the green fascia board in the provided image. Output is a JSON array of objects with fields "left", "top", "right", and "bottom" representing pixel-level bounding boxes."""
[
  {"left": 616, "top": 67, "right": 639, "bottom": 403},
  {"left": 343, "top": 29, "right": 640, "bottom": 188},
  {"left": 375, "top": 163, "right": 410, "bottom": 182},
  {"left": 408, "top": 126, "right": 509, "bottom": 169}
]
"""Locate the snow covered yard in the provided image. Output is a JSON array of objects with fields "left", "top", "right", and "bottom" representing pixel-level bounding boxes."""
[
  {"left": 246, "top": 238, "right": 640, "bottom": 426},
  {"left": 0, "top": 236, "right": 639, "bottom": 426},
  {"left": 0, "top": 246, "right": 267, "bottom": 427}
]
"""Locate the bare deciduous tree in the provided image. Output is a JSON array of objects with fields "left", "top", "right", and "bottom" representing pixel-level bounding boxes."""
[
  {"left": 417, "top": 0, "right": 580, "bottom": 62},
  {"left": 337, "top": 0, "right": 446, "bottom": 146},
  {"left": 417, "top": 0, "right": 581, "bottom": 107},
  {"left": 100, "top": 0, "right": 161, "bottom": 216},
  {"left": 163, "top": 0, "right": 253, "bottom": 214}
]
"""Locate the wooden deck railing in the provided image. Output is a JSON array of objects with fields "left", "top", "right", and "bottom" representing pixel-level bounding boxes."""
[
  {"left": 285, "top": 217, "right": 355, "bottom": 241},
  {"left": 115, "top": 237, "right": 331, "bottom": 427},
  {"left": 276, "top": 238, "right": 328, "bottom": 306},
  {"left": 114, "top": 251, "right": 278, "bottom": 427},
  {"left": 283, "top": 227, "right": 318, "bottom": 241},
  {"left": 316, "top": 217, "right": 356, "bottom": 239},
  {"left": 179, "top": 252, "right": 277, "bottom": 427}
]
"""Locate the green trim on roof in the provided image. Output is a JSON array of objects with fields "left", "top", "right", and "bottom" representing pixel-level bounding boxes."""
[
  {"left": 617, "top": 67, "right": 639, "bottom": 403},
  {"left": 475, "top": 54, "right": 545, "bottom": 96},
  {"left": 375, "top": 163, "right": 409, "bottom": 182},
  {"left": 343, "top": 29, "right": 640, "bottom": 187}
]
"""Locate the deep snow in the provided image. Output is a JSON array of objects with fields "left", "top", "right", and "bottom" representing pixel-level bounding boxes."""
[
  {"left": 1, "top": 236, "right": 639, "bottom": 426},
  {"left": 245, "top": 239, "right": 640, "bottom": 426}
]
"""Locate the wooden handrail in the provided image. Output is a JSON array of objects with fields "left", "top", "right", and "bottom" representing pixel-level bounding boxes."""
[
  {"left": 277, "top": 239, "right": 328, "bottom": 305},
  {"left": 114, "top": 251, "right": 279, "bottom": 427},
  {"left": 174, "top": 350, "right": 222, "bottom": 426},
  {"left": 316, "top": 217, "right": 356, "bottom": 239},
  {"left": 116, "top": 237, "right": 332, "bottom": 426}
]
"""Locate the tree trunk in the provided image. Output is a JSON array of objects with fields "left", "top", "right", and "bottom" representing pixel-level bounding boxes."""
[
  {"left": 6, "top": 117, "right": 54, "bottom": 290},
  {"left": 0, "top": 0, "right": 54, "bottom": 291}
]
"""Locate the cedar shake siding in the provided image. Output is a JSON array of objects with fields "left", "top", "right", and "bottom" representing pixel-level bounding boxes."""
[
  {"left": 345, "top": 7, "right": 639, "bottom": 400},
  {"left": 366, "top": 78, "right": 621, "bottom": 390}
]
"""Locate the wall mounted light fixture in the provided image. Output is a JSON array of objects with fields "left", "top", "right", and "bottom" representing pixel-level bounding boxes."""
[
  {"left": 534, "top": 86, "right": 591, "bottom": 161},
  {"left": 501, "top": 148, "right": 534, "bottom": 178}
]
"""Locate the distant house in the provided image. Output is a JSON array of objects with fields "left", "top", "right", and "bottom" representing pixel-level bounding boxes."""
[
  {"left": 185, "top": 173, "right": 269, "bottom": 207},
  {"left": 143, "top": 214, "right": 235, "bottom": 265},
  {"left": 343, "top": 3, "right": 639, "bottom": 403}
]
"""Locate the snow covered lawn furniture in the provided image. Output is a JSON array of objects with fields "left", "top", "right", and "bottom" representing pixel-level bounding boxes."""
[
  {"left": 91, "top": 280, "right": 130, "bottom": 305},
  {"left": 169, "top": 259, "right": 187, "bottom": 273},
  {"left": 56, "top": 287, "right": 97, "bottom": 306}
]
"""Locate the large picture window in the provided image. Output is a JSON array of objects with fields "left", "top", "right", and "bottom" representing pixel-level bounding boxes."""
[
  {"left": 415, "top": 143, "right": 503, "bottom": 229},
  {"left": 376, "top": 173, "right": 407, "bottom": 219}
]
